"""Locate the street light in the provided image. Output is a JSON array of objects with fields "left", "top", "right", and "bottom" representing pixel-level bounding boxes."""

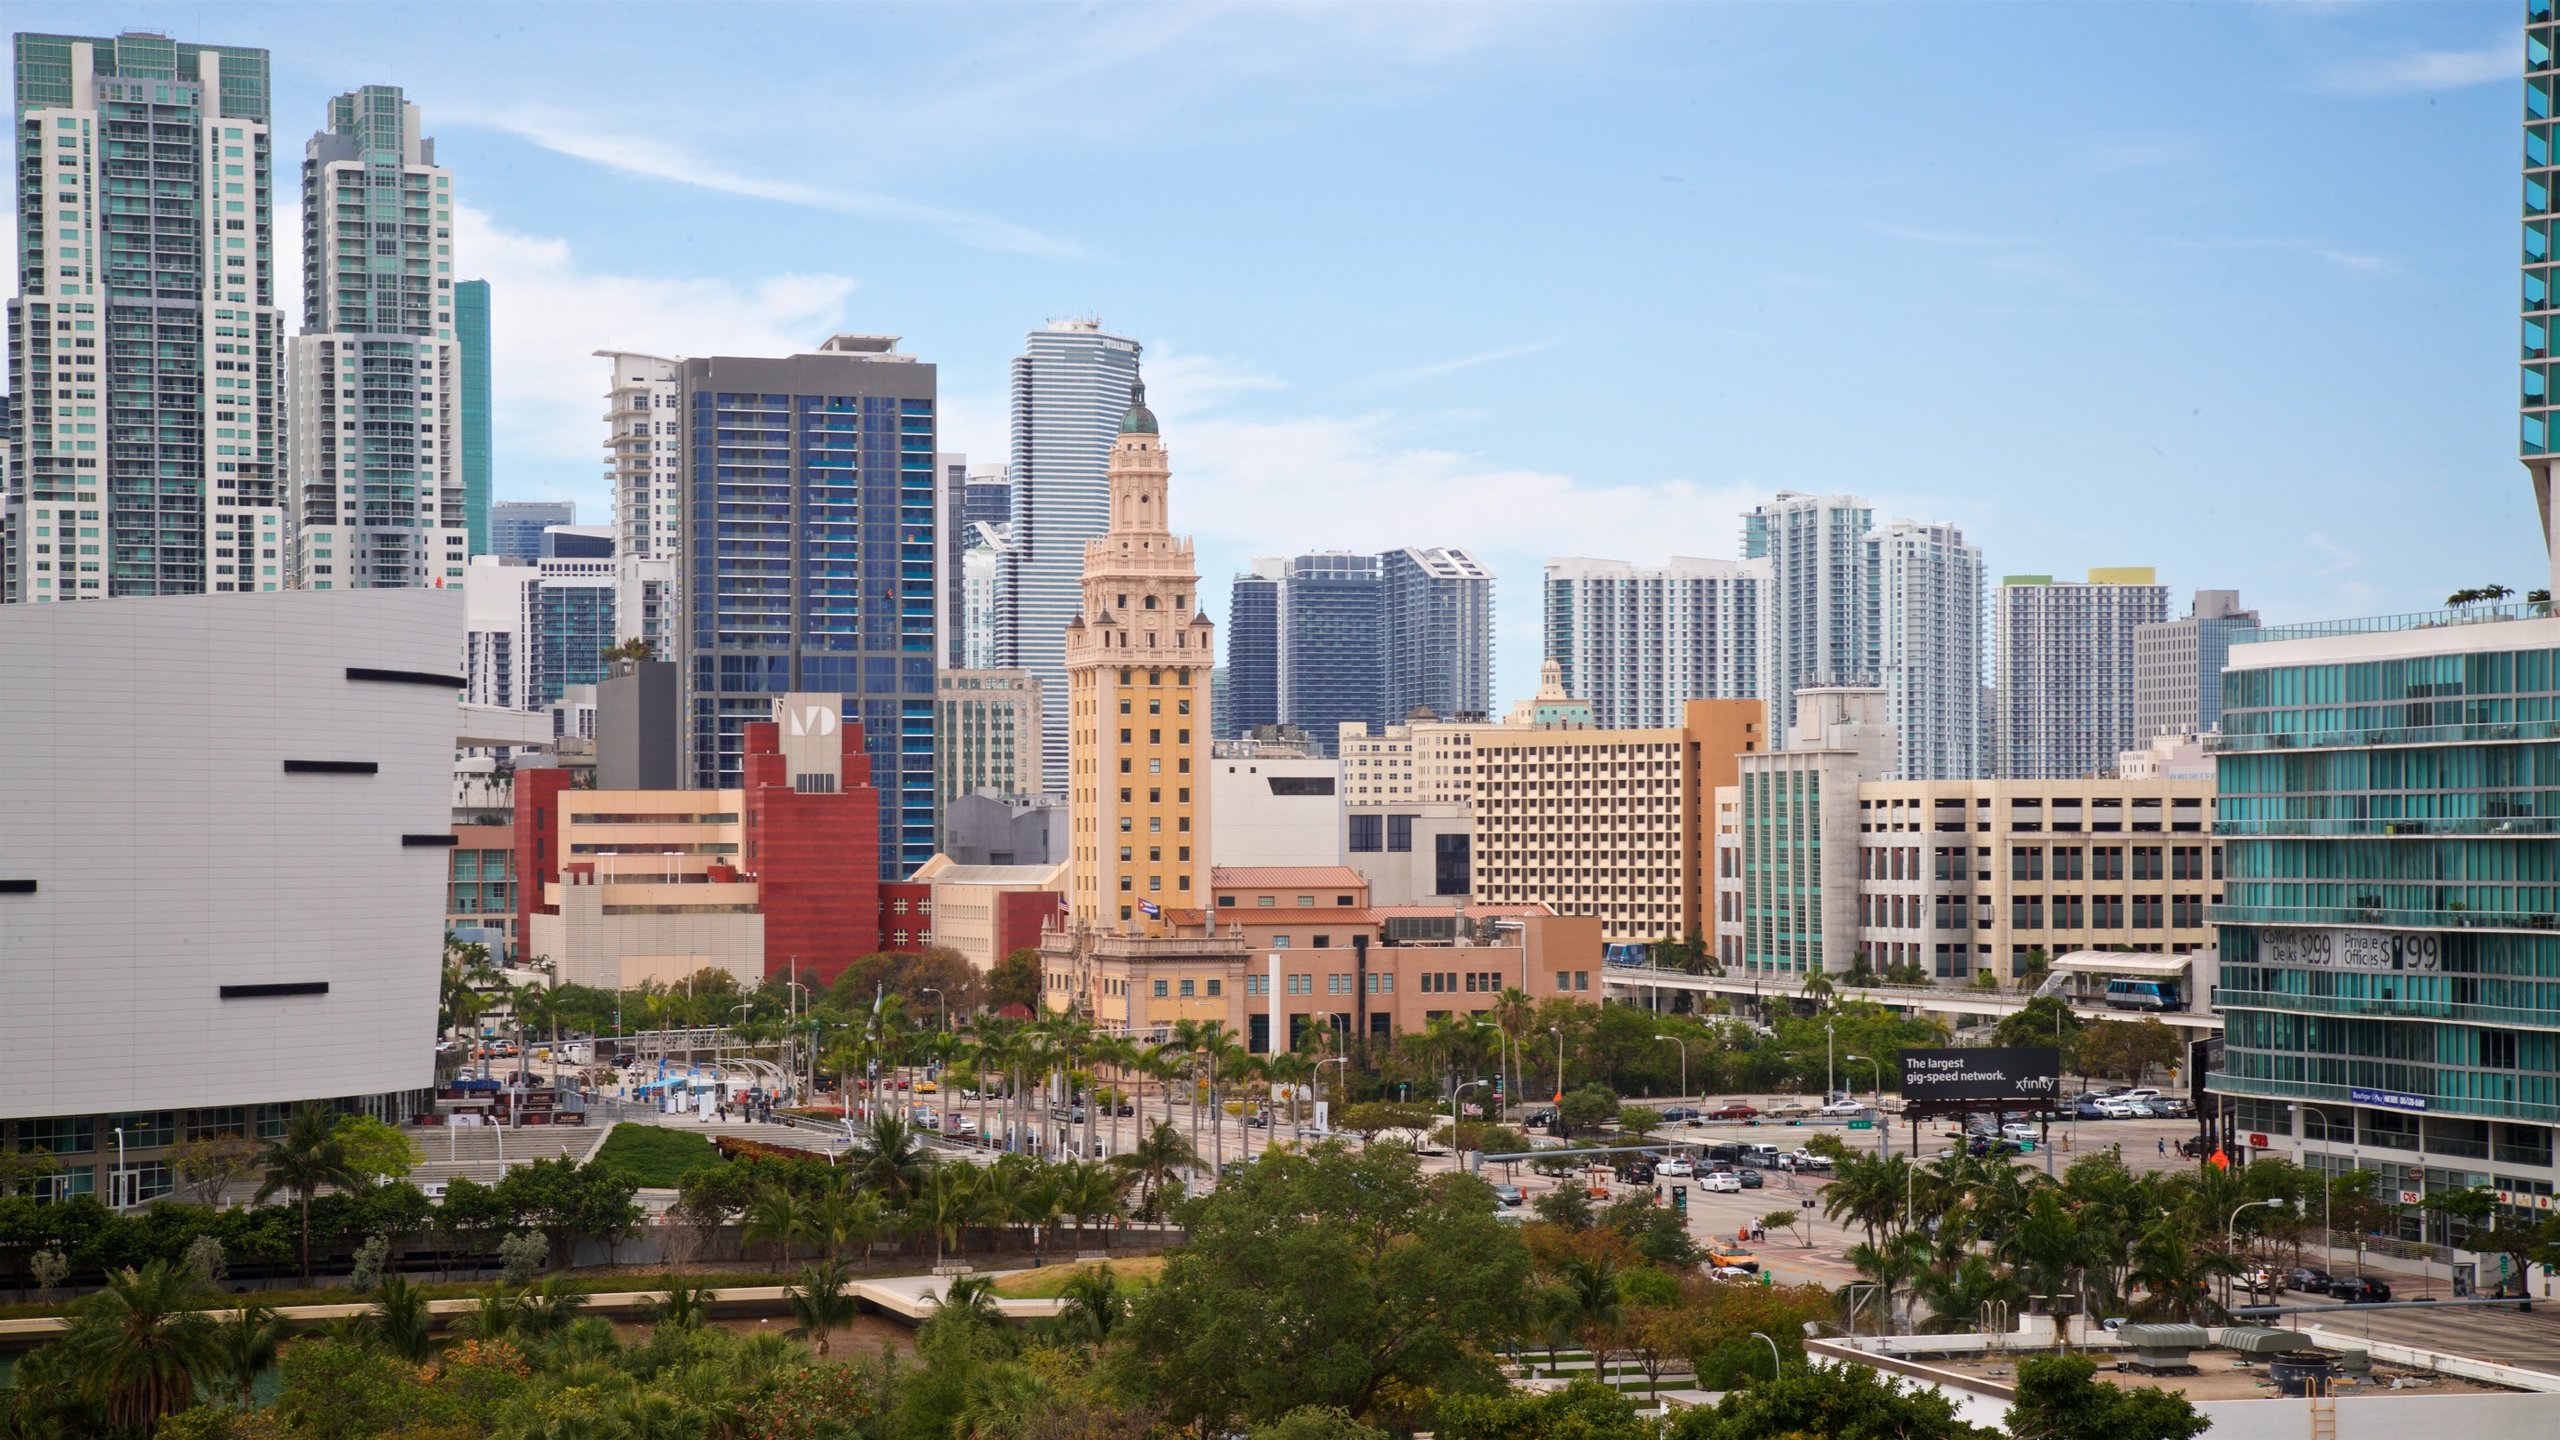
[
  {"left": 1845, "top": 1054, "right": 1884, "bottom": 1154},
  {"left": 919, "top": 986, "right": 947, "bottom": 1034},
  {"left": 112, "top": 1126, "right": 125, "bottom": 1212},
  {"left": 1316, "top": 1055, "right": 1350, "bottom": 1137},
  {"left": 2228, "top": 1197, "right": 2288, "bottom": 1303},
  {"left": 1548, "top": 1025, "right": 1565, "bottom": 1113},
  {"left": 1825, "top": 1018, "right": 1836, "bottom": 1103},
  {"left": 1747, "top": 1330, "right": 1782, "bottom": 1382},
  {"left": 1653, "top": 1034, "right": 1688, "bottom": 1107},
  {"left": 1453, "top": 1079, "right": 1489, "bottom": 1157},
  {"left": 1479, "top": 1020, "right": 1512, "bottom": 1120}
]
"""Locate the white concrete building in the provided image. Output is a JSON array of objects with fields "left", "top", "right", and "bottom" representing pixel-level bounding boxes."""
[
  {"left": 1541, "top": 556, "right": 1763, "bottom": 730},
  {"left": 1868, "top": 519, "right": 1985, "bottom": 780},
  {"left": 289, "top": 87, "right": 466, "bottom": 591},
  {"left": 962, "top": 521, "right": 1008, "bottom": 671},
  {"left": 1736, "top": 686, "right": 1896, "bottom": 978},
  {"left": 0, "top": 589, "right": 460, "bottom": 1201},
  {"left": 1209, "top": 748, "right": 1343, "bottom": 870},
  {"left": 596, "top": 351, "right": 682, "bottom": 561},
  {"left": 1993, "top": 568, "right": 2172, "bottom": 779},
  {"left": 2133, "top": 588, "right": 2259, "bottom": 740}
]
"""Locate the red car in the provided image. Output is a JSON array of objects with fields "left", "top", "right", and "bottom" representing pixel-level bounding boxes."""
[{"left": 1704, "top": 1102, "right": 1760, "bottom": 1121}]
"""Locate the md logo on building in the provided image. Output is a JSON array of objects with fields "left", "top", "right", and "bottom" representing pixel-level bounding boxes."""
[{"left": 785, "top": 703, "right": 840, "bottom": 737}]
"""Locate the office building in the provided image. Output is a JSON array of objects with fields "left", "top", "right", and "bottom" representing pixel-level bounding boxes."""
[
  {"left": 287, "top": 86, "right": 465, "bottom": 591},
  {"left": 1210, "top": 742, "right": 1342, "bottom": 869},
  {"left": 1735, "top": 687, "right": 1898, "bottom": 978},
  {"left": 1277, "top": 552, "right": 1384, "bottom": 749},
  {"left": 904, "top": 855, "right": 1066, "bottom": 974},
  {"left": 964, "top": 466, "right": 1012, "bottom": 531},
  {"left": 446, "top": 818, "right": 517, "bottom": 962},
  {"left": 936, "top": 669, "right": 1044, "bottom": 840},
  {"left": 2210, "top": 612, "right": 2560, "bottom": 1228},
  {"left": 1335, "top": 716, "right": 1525, "bottom": 905},
  {"left": 942, "top": 790, "right": 1068, "bottom": 868},
  {"left": 1745, "top": 494, "right": 1877, "bottom": 751},
  {"left": 460, "top": 551, "right": 672, "bottom": 713},
  {"left": 596, "top": 351, "right": 680, "bottom": 560},
  {"left": 2134, "top": 589, "right": 2260, "bottom": 740},
  {"left": 1225, "top": 561, "right": 1283, "bottom": 737},
  {"left": 673, "top": 334, "right": 939, "bottom": 881},
  {"left": 962, "top": 522, "right": 1006, "bottom": 669},
  {"left": 1472, "top": 699, "right": 1764, "bottom": 942},
  {"left": 1868, "top": 519, "right": 1985, "bottom": 780},
  {"left": 489, "top": 500, "right": 574, "bottom": 563},
  {"left": 596, "top": 658, "right": 681, "bottom": 791},
  {"left": 6, "top": 31, "right": 284, "bottom": 603},
  {"left": 1993, "top": 568, "right": 2171, "bottom": 779},
  {"left": 518, "top": 696, "right": 882, "bottom": 990},
  {"left": 456, "top": 279, "right": 492, "bottom": 556},
  {"left": 1381, "top": 546, "right": 1494, "bottom": 723},
  {"left": 1002, "top": 319, "right": 1144, "bottom": 794},
  {"left": 1541, "top": 556, "right": 1762, "bottom": 729},
  {"left": 938, "top": 452, "right": 968, "bottom": 667},
  {"left": 0, "top": 588, "right": 463, "bottom": 1201}
]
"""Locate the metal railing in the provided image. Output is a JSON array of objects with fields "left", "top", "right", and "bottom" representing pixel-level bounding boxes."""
[{"left": 2233, "top": 603, "right": 2548, "bottom": 644}]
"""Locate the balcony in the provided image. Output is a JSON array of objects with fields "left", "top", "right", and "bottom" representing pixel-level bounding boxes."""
[
  {"left": 2213, "top": 987, "right": 2560, "bottom": 1033},
  {"left": 2206, "top": 1070, "right": 2560, "bottom": 1127},
  {"left": 2212, "top": 902, "right": 2558, "bottom": 932}
]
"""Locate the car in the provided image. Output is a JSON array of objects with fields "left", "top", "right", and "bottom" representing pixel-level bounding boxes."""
[
  {"left": 1526, "top": 1109, "right": 1558, "bottom": 1128},
  {"left": 1661, "top": 1106, "right": 1701, "bottom": 1124},
  {"left": 2330, "top": 1276, "right": 2392, "bottom": 1304},
  {"left": 2119, "top": 1088, "right": 2162, "bottom": 1106},
  {"left": 1657, "top": 1157, "right": 1696, "bottom": 1178},
  {"left": 916, "top": 1080, "right": 939, "bottom": 1095},
  {"left": 2286, "top": 1266, "right": 2334, "bottom": 1294},
  {"left": 2240, "top": 1266, "right": 2282, "bottom": 1295},
  {"left": 2093, "top": 1098, "right": 2140, "bottom": 1119},
  {"left": 1741, "top": 1144, "right": 1785, "bottom": 1168},
  {"left": 1615, "top": 1160, "right": 1657, "bottom": 1185},
  {"left": 1781, "top": 1148, "right": 1833, "bottom": 1172},
  {"left": 1705, "top": 1103, "right": 1761, "bottom": 1122},
  {"left": 1820, "top": 1099, "right": 1868, "bottom": 1118},
  {"left": 1706, "top": 1143, "right": 1743, "bottom": 1164},
  {"left": 419, "top": 1182, "right": 449, "bottom": 1201},
  {"left": 1999, "top": 1123, "right": 2039, "bottom": 1143},
  {"left": 1490, "top": 1183, "right": 1525, "bottom": 1208},
  {"left": 914, "top": 1107, "right": 940, "bottom": 1130},
  {"left": 1701, "top": 1171, "right": 1743, "bottom": 1194},
  {"left": 1706, "top": 1245, "right": 1760, "bottom": 1273},
  {"left": 1735, "top": 1167, "right": 1765, "bottom": 1189},
  {"left": 1705, "top": 1264, "right": 1756, "bottom": 1281}
]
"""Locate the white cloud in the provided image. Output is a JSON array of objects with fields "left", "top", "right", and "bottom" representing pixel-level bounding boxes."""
[
  {"left": 2315, "top": 41, "right": 2510, "bottom": 96},
  {"left": 447, "top": 105, "right": 1081, "bottom": 258},
  {"left": 1376, "top": 338, "right": 1560, "bottom": 385},
  {"left": 458, "top": 206, "right": 862, "bottom": 506}
]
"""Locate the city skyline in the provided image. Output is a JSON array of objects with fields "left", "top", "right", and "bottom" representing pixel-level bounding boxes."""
[{"left": 4, "top": 2, "right": 2537, "bottom": 702}]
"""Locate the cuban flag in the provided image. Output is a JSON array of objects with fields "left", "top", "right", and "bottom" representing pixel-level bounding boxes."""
[{"left": 1138, "top": 899, "right": 1162, "bottom": 919}]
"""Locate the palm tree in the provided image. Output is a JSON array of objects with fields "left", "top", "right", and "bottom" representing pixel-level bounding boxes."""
[
  {"left": 783, "top": 1261, "right": 856, "bottom": 1358},
  {"left": 253, "top": 1104, "right": 361, "bottom": 1286},
  {"left": 845, "top": 1111, "right": 931, "bottom": 1205},
  {"left": 1263, "top": 1050, "right": 1313, "bottom": 1148},
  {"left": 1558, "top": 1256, "right": 1625, "bottom": 1381},
  {"left": 1995, "top": 1187, "right": 2102, "bottom": 1329},
  {"left": 645, "top": 1274, "right": 718, "bottom": 1331},
  {"left": 1055, "top": 1264, "right": 1124, "bottom": 1342},
  {"left": 808, "top": 1175, "right": 886, "bottom": 1263},
  {"left": 742, "top": 1183, "right": 809, "bottom": 1268},
  {"left": 211, "top": 1301, "right": 290, "bottom": 1409},
  {"left": 59, "top": 1261, "right": 221, "bottom": 1436},
  {"left": 513, "top": 1275, "right": 589, "bottom": 1339},
  {"left": 1819, "top": 1151, "right": 1912, "bottom": 1253},
  {"left": 2127, "top": 1211, "right": 2226, "bottom": 1324},
  {"left": 916, "top": 1162, "right": 984, "bottom": 1266},
  {"left": 371, "top": 1273, "right": 434, "bottom": 1362},
  {"left": 932, "top": 1272, "right": 1004, "bottom": 1329},
  {"left": 1912, "top": 1252, "right": 2029, "bottom": 1334},
  {"left": 1052, "top": 1158, "right": 1127, "bottom": 1250},
  {"left": 1114, "top": 1120, "right": 1198, "bottom": 1219},
  {"left": 458, "top": 1285, "right": 521, "bottom": 1341}
]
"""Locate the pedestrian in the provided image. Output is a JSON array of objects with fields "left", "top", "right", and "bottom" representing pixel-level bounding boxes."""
[{"left": 2158, "top": 1137, "right": 2166, "bottom": 1158}]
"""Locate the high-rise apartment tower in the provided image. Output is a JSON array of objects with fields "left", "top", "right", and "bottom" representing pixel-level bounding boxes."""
[
  {"left": 6, "top": 32, "right": 284, "bottom": 602},
  {"left": 1992, "top": 568, "right": 2169, "bottom": 779},
  {"left": 1542, "top": 556, "right": 1761, "bottom": 730}
]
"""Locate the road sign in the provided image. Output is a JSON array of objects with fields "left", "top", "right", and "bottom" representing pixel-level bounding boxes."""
[{"left": 1846, "top": 1119, "right": 1874, "bottom": 1130}]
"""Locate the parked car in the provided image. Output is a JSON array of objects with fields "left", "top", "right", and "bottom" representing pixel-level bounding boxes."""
[
  {"left": 1526, "top": 1109, "right": 1558, "bottom": 1128},
  {"left": 1704, "top": 1103, "right": 1761, "bottom": 1122},
  {"left": 1819, "top": 1099, "right": 1868, "bottom": 1118},
  {"left": 1657, "top": 1156, "right": 1696, "bottom": 1178},
  {"left": 1999, "top": 1122, "right": 2040, "bottom": 1143},
  {"left": 2330, "top": 1276, "right": 2392, "bottom": 1304},
  {"left": 1701, "top": 1171, "right": 1743, "bottom": 1194},
  {"left": 2093, "top": 1098, "right": 2141, "bottom": 1119},
  {"left": 1706, "top": 1244, "right": 1760, "bottom": 1273},
  {"left": 2240, "top": 1266, "right": 2282, "bottom": 1295},
  {"left": 1735, "top": 1167, "right": 1765, "bottom": 1189},
  {"left": 1490, "top": 1182, "right": 1525, "bottom": 1208},
  {"left": 1661, "top": 1106, "right": 1702, "bottom": 1124},
  {"left": 2286, "top": 1266, "right": 2334, "bottom": 1294}
]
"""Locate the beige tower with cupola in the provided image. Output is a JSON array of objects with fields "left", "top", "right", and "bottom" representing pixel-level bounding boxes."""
[{"left": 1062, "top": 378, "right": 1216, "bottom": 933}]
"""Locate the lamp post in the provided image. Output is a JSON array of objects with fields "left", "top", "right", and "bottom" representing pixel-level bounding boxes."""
[
  {"left": 2299, "top": 1107, "right": 2340, "bottom": 1272},
  {"left": 1479, "top": 1020, "right": 1512, "bottom": 1121},
  {"left": 1845, "top": 1054, "right": 1884, "bottom": 1154},
  {"left": 1748, "top": 1330, "right": 1782, "bottom": 1383},
  {"left": 1548, "top": 1025, "right": 1565, "bottom": 1112},
  {"left": 1825, "top": 1018, "right": 1836, "bottom": 1103},
  {"left": 919, "top": 986, "right": 946, "bottom": 1034},
  {"left": 112, "top": 1126, "right": 126, "bottom": 1212},
  {"left": 1453, "top": 1079, "right": 1488, "bottom": 1159},
  {"left": 1654, "top": 1034, "right": 1688, "bottom": 1107},
  {"left": 1316, "top": 1055, "right": 1349, "bottom": 1139},
  {"left": 2228, "top": 1197, "right": 2288, "bottom": 1305}
]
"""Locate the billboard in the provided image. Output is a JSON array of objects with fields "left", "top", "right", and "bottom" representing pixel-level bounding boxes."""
[{"left": 1900, "top": 1047, "right": 2062, "bottom": 1106}]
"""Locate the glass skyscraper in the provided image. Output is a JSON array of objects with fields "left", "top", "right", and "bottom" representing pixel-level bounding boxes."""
[
  {"left": 677, "top": 335, "right": 938, "bottom": 880},
  {"left": 489, "top": 499, "right": 573, "bottom": 563},
  {"left": 456, "top": 279, "right": 492, "bottom": 556},
  {"left": 6, "top": 31, "right": 283, "bottom": 602},
  {"left": 1225, "top": 562, "right": 1282, "bottom": 737},
  {"left": 1001, "top": 320, "right": 1141, "bottom": 795},
  {"left": 1381, "top": 546, "right": 1494, "bottom": 723}
]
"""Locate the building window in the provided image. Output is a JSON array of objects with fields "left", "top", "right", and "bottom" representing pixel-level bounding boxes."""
[
  {"left": 1574, "top": 971, "right": 1590, "bottom": 991},
  {"left": 1349, "top": 814, "right": 1383, "bottom": 852},
  {"left": 1555, "top": 971, "right": 1571, "bottom": 992},
  {"left": 1153, "top": 979, "right": 1169, "bottom": 998},
  {"left": 1180, "top": 979, "right": 1195, "bottom": 997},
  {"left": 1387, "top": 814, "right": 1414, "bottom": 852},
  {"left": 1257, "top": 895, "right": 1276, "bottom": 907},
  {"left": 1379, "top": 973, "right": 1395, "bottom": 994},
  {"left": 1206, "top": 979, "right": 1221, "bottom": 997}
]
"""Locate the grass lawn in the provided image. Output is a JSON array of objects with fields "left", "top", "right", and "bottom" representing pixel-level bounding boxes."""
[
  {"left": 591, "top": 1124, "right": 722, "bottom": 1187},
  {"left": 991, "top": 1255, "right": 1165, "bottom": 1299}
]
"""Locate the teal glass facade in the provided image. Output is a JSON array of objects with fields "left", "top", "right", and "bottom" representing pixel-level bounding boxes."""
[
  {"left": 1741, "top": 767, "right": 1824, "bottom": 973},
  {"left": 2212, "top": 623, "right": 2560, "bottom": 1234},
  {"left": 457, "top": 279, "right": 491, "bottom": 555}
]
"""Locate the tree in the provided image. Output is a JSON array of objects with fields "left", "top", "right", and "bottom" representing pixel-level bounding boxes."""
[
  {"left": 1252, "top": 1408, "right": 1393, "bottom": 1440},
  {"left": 1436, "top": 1378, "right": 1658, "bottom": 1440},
  {"left": 1672, "top": 1360, "right": 1993, "bottom": 1440},
  {"left": 1113, "top": 1144, "right": 1533, "bottom": 1430},
  {"left": 1115, "top": 1120, "right": 1199, "bottom": 1219},
  {"left": 211, "top": 1301, "right": 290, "bottom": 1408},
  {"left": 1762, "top": 1209, "right": 1807, "bottom": 1248},
  {"left": 1558, "top": 1083, "right": 1620, "bottom": 1138},
  {"left": 59, "top": 1261, "right": 223, "bottom": 1437},
  {"left": 168, "top": 1135, "right": 257, "bottom": 1207},
  {"left": 2074, "top": 1020, "right": 2181, "bottom": 1085},
  {"left": 370, "top": 1274, "right": 433, "bottom": 1363},
  {"left": 784, "top": 1260, "right": 857, "bottom": 1358},
  {"left": 743, "top": 1183, "right": 810, "bottom": 1267},
  {"left": 331, "top": 1115, "right": 420, "bottom": 1187},
  {"left": 1615, "top": 1102, "right": 1663, "bottom": 1141},
  {"left": 844, "top": 1111, "right": 932, "bottom": 1206},
  {"left": 1057, "top": 1263, "right": 1127, "bottom": 1343},
  {"left": 2006, "top": 1353, "right": 2208, "bottom": 1440},
  {"left": 254, "top": 1104, "right": 362, "bottom": 1286},
  {"left": 988, "top": 948, "right": 1042, "bottom": 1014}
]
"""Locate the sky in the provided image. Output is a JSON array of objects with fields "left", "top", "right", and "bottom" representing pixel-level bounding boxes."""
[{"left": 13, "top": 0, "right": 2547, "bottom": 707}]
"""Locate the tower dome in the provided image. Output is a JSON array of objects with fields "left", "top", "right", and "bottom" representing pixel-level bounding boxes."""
[{"left": 1117, "top": 379, "right": 1159, "bottom": 436}]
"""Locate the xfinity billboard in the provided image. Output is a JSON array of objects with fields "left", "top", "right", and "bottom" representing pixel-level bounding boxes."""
[{"left": 1900, "top": 1047, "right": 2062, "bottom": 1107}]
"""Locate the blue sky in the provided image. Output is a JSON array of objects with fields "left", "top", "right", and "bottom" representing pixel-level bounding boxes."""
[{"left": 17, "top": 1, "right": 2545, "bottom": 705}]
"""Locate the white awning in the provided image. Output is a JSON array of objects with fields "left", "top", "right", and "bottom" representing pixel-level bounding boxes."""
[{"left": 2050, "top": 951, "right": 2193, "bottom": 978}]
